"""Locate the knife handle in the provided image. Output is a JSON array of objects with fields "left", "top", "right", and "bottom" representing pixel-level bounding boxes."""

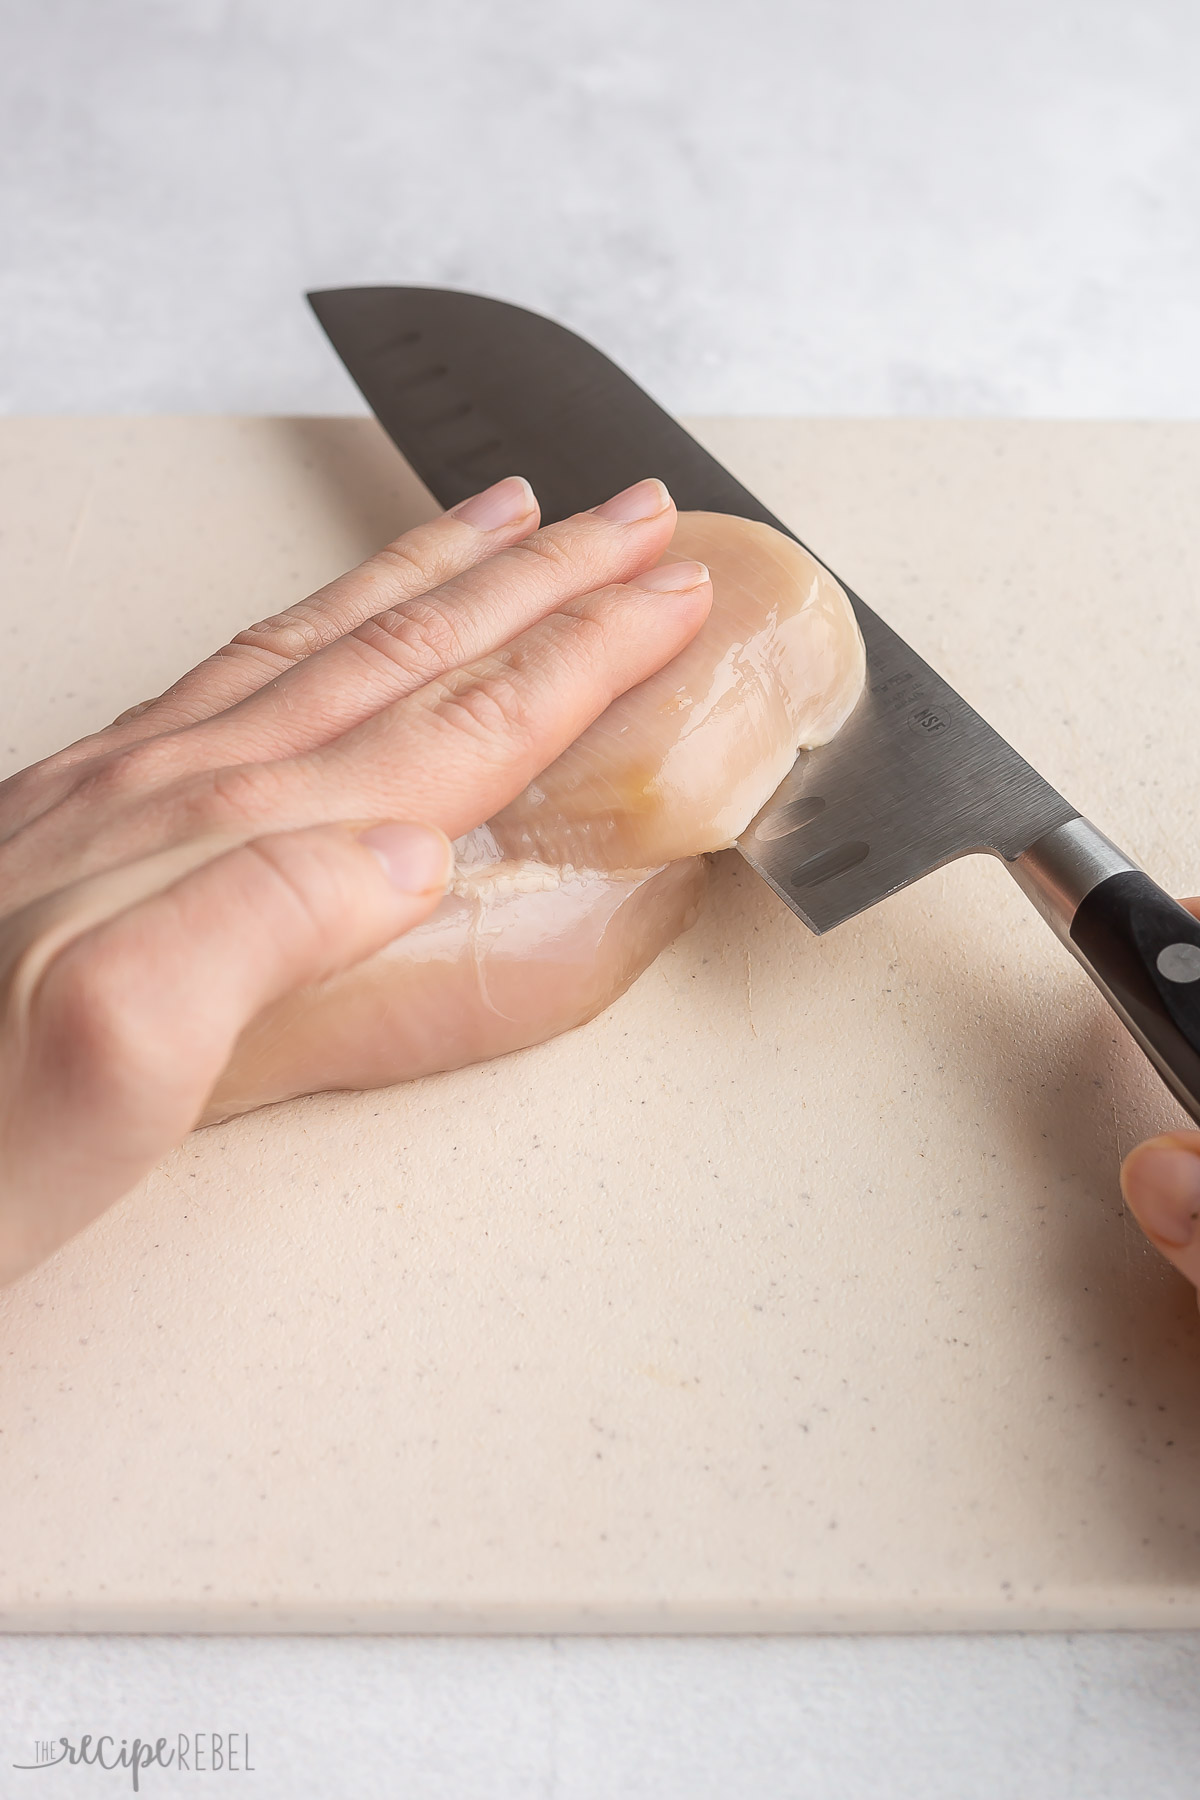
[{"left": 1010, "top": 818, "right": 1200, "bottom": 1125}]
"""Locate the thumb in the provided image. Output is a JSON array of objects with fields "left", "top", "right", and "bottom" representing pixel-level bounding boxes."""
[
  {"left": 1121, "top": 1131, "right": 1200, "bottom": 1296},
  {"left": 0, "top": 820, "right": 452, "bottom": 1284},
  {"left": 1118, "top": 895, "right": 1200, "bottom": 1298}
]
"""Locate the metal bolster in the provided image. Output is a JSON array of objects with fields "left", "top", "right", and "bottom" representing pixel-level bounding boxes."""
[{"left": 1006, "top": 816, "right": 1140, "bottom": 945}]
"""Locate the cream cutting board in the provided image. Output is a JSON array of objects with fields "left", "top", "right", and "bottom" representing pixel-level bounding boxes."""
[{"left": 1, "top": 416, "right": 1199, "bottom": 1633}]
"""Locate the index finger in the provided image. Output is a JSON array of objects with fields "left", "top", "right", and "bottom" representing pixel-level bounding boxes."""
[
  {"left": 1, "top": 477, "right": 541, "bottom": 839},
  {"left": 115, "top": 477, "right": 540, "bottom": 743},
  {"left": 181, "top": 478, "right": 679, "bottom": 768},
  {"left": 4, "top": 561, "right": 713, "bottom": 904}
]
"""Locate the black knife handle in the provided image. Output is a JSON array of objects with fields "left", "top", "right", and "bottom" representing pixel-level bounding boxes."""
[
  {"left": 1070, "top": 873, "right": 1200, "bottom": 1118},
  {"left": 1010, "top": 819, "right": 1200, "bottom": 1124}
]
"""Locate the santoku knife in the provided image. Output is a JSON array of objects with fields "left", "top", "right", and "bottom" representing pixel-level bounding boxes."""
[{"left": 309, "top": 285, "right": 1200, "bottom": 1124}]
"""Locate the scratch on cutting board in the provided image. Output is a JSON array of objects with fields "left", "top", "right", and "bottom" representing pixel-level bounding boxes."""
[
  {"left": 744, "top": 946, "right": 757, "bottom": 1038},
  {"left": 60, "top": 480, "right": 94, "bottom": 580}
]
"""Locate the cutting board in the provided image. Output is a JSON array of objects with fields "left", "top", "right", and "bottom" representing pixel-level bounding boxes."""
[{"left": 2, "top": 416, "right": 1199, "bottom": 1632}]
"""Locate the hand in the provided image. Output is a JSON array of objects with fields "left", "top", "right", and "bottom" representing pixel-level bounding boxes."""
[
  {"left": 0, "top": 474, "right": 712, "bottom": 1284},
  {"left": 1120, "top": 897, "right": 1200, "bottom": 1299}
]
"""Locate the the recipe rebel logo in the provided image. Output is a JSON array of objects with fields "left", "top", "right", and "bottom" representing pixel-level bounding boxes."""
[{"left": 13, "top": 1733, "right": 254, "bottom": 1789}]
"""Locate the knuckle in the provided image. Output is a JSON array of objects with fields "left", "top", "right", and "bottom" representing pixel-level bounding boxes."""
[
  {"left": 0, "top": 725, "right": 174, "bottom": 825},
  {"left": 239, "top": 835, "right": 337, "bottom": 945},
  {"left": 0, "top": 759, "right": 59, "bottom": 830},
  {"left": 212, "top": 639, "right": 290, "bottom": 683},
  {"left": 499, "top": 533, "right": 578, "bottom": 587},
  {"left": 110, "top": 695, "right": 157, "bottom": 727},
  {"left": 367, "top": 540, "right": 436, "bottom": 592},
  {"left": 0, "top": 734, "right": 184, "bottom": 845},
  {"left": 67, "top": 737, "right": 188, "bottom": 811},
  {"left": 514, "top": 605, "right": 615, "bottom": 693},
  {"left": 202, "top": 761, "right": 265, "bottom": 823},
  {"left": 174, "top": 760, "right": 280, "bottom": 835},
  {"left": 356, "top": 599, "right": 468, "bottom": 681},
  {"left": 230, "top": 608, "right": 327, "bottom": 664},
  {"left": 34, "top": 935, "right": 147, "bottom": 1091},
  {"left": 539, "top": 604, "right": 612, "bottom": 666},
  {"left": 432, "top": 670, "right": 535, "bottom": 758}
]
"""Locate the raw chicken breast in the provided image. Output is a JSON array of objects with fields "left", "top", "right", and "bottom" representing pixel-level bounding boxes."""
[
  {"left": 204, "top": 855, "right": 705, "bottom": 1123},
  {"left": 204, "top": 512, "right": 864, "bottom": 1122},
  {"left": 489, "top": 513, "right": 865, "bottom": 870}
]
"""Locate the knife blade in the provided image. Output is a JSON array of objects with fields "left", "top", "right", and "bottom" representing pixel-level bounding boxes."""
[{"left": 309, "top": 285, "right": 1200, "bottom": 1124}]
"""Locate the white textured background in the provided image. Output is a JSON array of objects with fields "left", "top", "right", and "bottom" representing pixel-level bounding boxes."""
[
  {"left": 3, "top": 0, "right": 1200, "bottom": 418},
  {"left": 3, "top": 0, "right": 1200, "bottom": 1794}
]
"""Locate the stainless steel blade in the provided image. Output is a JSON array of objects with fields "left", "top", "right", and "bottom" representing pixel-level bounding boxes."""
[{"left": 309, "top": 286, "right": 1076, "bottom": 932}]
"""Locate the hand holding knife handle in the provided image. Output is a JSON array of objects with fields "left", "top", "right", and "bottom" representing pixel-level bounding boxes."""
[{"left": 1011, "top": 818, "right": 1200, "bottom": 1124}]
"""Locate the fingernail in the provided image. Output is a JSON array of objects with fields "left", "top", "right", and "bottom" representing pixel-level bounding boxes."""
[
  {"left": 591, "top": 477, "right": 671, "bottom": 523},
  {"left": 447, "top": 475, "right": 535, "bottom": 531},
  {"left": 630, "top": 559, "right": 709, "bottom": 593},
  {"left": 1125, "top": 1144, "right": 1200, "bottom": 1247},
  {"left": 360, "top": 823, "right": 453, "bottom": 895}
]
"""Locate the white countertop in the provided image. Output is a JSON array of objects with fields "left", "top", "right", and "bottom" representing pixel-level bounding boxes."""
[{"left": 5, "top": 1633, "right": 1200, "bottom": 1798}]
